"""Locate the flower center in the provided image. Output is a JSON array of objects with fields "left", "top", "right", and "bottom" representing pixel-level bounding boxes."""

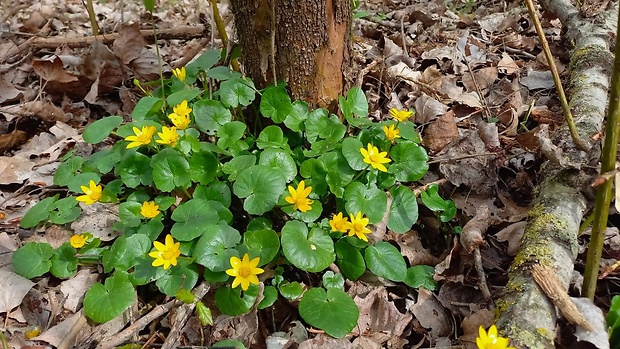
[
  {"left": 353, "top": 223, "right": 364, "bottom": 232},
  {"left": 238, "top": 266, "right": 251, "bottom": 278},
  {"left": 162, "top": 250, "right": 176, "bottom": 260},
  {"left": 369, "top": 154, "right": 381, "bottom": 163}
]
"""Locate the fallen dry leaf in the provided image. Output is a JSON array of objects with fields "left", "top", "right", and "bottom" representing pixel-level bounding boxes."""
[
  {"left": 408, "top": 288, "right": 452, "bottom": 339},
  {"left": 0, "top": 269, "right": 35, "bottom": 314},
  {"left": 353, "top": 286, "right": 412, "bottom": 345},
  {"left": 423, "top": 111, "right": 458, "bottom": 153}
]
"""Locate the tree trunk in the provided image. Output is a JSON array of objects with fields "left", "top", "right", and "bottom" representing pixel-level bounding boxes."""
[{"left": 229, "top": 0, "right": 351, "bottom": 109}]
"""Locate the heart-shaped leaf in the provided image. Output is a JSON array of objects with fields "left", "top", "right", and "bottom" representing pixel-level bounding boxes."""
[
  {"left": 298, "top": 287, "right": 359, "bottom": 338},
  {"left": 83, "top": 271, "right": 135, "bottom": 323},
  {"left": 281, "top": 221, "right": 334, "bottom": 272},
  {"left": 365, "top": 242, "right": 407, "bottom": 282}
]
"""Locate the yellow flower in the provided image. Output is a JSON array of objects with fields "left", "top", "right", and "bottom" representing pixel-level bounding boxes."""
[
  {"left": 75, "top": 180, "right": 102, "bottom": 205},
  {"left": 70, "top": 234, "right": 88, "bottom": 248},
  {"left": 476, "top": 325, "right": 515, "bottom": 349},
  {"left": 156, "top": 126, "right": 178, "bottom": 147},
  {"left": 226, "top": 253, "right": 264, "bottom": 291},
  {"left": 382, "top": 124, "right": 401, "bottom": 143},
  {"left": 172, "top": 67, "right": 186, "bottom": 82},
  {"left": 360, "top": 143, "right": 391, "bottom": 172},
  {"left": 173, "top": 100, "right": 192, "bottom": 117},
  {"left": 345, "top": 211, "right": 372, "bottom": 242},
  {"left": 168, "top": 113, "right": 191, "bottom": 130},
  {"left": 285, "top": 180, "right": 313, "bottom": 212},
  {"left": 125, "top": 125, "right": 156, "bottom": 149},
  {"left": 140, "top": 201, "right": 160, "bottom": 219},
  {"left": 329, "top": 212, "right": 349, "bottom": 233},
  {"left": 389, "top": 108, "right": 413, "bottom": 122},
  {"left": 148, "top": 234, "right": 181, "bottom": 270}
]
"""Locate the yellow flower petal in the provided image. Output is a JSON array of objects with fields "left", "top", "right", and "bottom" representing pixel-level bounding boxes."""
[{"left": 225, "top": 253, "right": 264, "bottom": 291}]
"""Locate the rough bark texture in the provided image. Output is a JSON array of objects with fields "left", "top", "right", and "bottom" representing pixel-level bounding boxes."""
[
  {"left": 229, "top": 0, "right": 351, "bottom": 109},
  {"left": 495, "top": 2, "right": 617, "bottom": 348}
]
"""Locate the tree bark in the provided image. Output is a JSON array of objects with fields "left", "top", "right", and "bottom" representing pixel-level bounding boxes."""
[{"left": 229, "top": 0, "right": 351, "bottom": 109}]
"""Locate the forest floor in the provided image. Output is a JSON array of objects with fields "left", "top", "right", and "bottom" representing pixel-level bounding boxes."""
[{"left": 0, "top": 0, "right": 618, "bottom": 348}]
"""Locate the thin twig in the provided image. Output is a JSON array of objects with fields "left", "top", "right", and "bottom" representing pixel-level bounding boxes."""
[
  {"left": 270, "top": 0, "right": 277, "bottom": 84},
  {"left": 524, "top": 0, "right": 589, "bottom": 151},
  {"left": 428, "top": 152, "right": 496, "bottom": 164}
]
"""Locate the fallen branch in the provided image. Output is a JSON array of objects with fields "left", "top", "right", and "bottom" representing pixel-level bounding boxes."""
[{"left": 28, "top": 25, "right": 209, "bottom": 49}]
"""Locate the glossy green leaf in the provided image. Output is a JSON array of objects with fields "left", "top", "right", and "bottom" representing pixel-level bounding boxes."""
[
  {"left": 131, "top": 96, "right": 162, "bottom": 120},
  {"left": 176, "top": 289, "right": 196, "bottom": 304},
  {"left": 420, "top": 184, "right": 457, "bottom": 222},
  {"left": 404, "top": 265, "right": 437, "bottom": 291},
  {"left": 304, "top": 108, "right": 330, "bottom": 144},
  {"left": 365, "top": 242, "right": 407, "bottom": 282},
  {"left": 279, "top": 281, "right": 303, "bottom": 300},
  {"left": 20, "top": 196, "right": 57, "bottom": 228},
  {"left": 193, "top": 99, "right": 232, "bottom": 135},
  {"left": 213, "top": 340, "right": 246, "bottom": 349},
  {"left": 388, "top": 186, "right": 418, "bottom": 233},
  {"left": 260, "top": 85, "right": 292, "bottom": 123},
  {"left": 298, "top": 287, "right": 359, "bottom": 338},
  {"left": 171, "top": 199, "right": 223, "bottom": 241},
  {"left": 102, "top": 234, "right": 151, "bottom": 273},
  {"left": 284, "top": 100, "right": 308, "bottom": 132},
  {"left": 256, "top": 125, "right": 288, "bottom": 150},
  {"left": 344, "top": 182, "right": 387, "bottom": 224},
  {"left": 84, "top": 271, "right": 135, "bottom": 323},
  {"left": 299, "top": 158, "right": 328, "bottom": 196},
  {"left": 281, "top": 221, "right": 334, "bottom": 272},
  {"left": 193, "top": 181, "right": 232, "bottom": 208},
  {"left": 218, "top": 78, "right": 256, "bottom": 108},
  {"left": 222, "top": 155, "right": 256, "bottom": 181},
  {"left": 196, "top": 301, "right": 213, "bottom": 326},
  {"left": 83, "top": 116, "right": 123, "bottom": 144},
  {"left": 322, "top": 271, "right": 345, "bottom": 289},
  {"left": 151, "top": 148, "right": 191, "bottom": 192},
  {"left": 54, "top": 157, "right": 84, "bottom": 186},
  {"left": 233, "top": 165, "right": 286, "bottom": 215},
  {"left": 334, "top": 239, "right": 365, "bottom": 281},
  {"left": 341, "top": 137, "right": 366, "bottom": 171},
  {"left": 390, "top": 141, "right": 429, "bottom": 181},
  {"left": 117, "top": 201, "right": 142, "bottom": 228},
  {"left": 139, "top": 217, "right": 165, "bottom": 240},
  {"left": 207, "top": 66, "right": 241, "bottom": 80},
  {"left": 156, "top": 264, "right": 199, "bottom": 296},
  {"left": 215, "top": 284, "right": 258, "bottom": 316},
  {"left": 259, "top": 148, "right": 296, "bottom": 183},
  {"left": 12, "top": 242, "right": 53, "bottom": 278},
  {"left": 258, "top": 286, "right": 278, "bottom": 309},
  {"left": 193, "top": 222, "right": 241, "bottom": 272},
  {"left": 67, "top": 173, "right": 100, "bottom": 194},
  {"left": 186, "top": 49, "right": 221, "bottom": 75},
  {"left": 243, "top": 229, "right": 280, "bottom": 266},
  {"left": 50, "top": 243, "right": 77, "bottom": 279},
  {"left": 167, "top": 88, "right": 201, "bottom": 107},
  {"left": 188, "top": 150, "right": 218, "bottom": 185}
]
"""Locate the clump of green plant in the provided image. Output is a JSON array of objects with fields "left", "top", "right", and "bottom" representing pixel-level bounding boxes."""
[
  {"left": 13, "top": 48, "right": 454, "bottom": 338},
  {"left": 608, "top": 295, "right": 620, "bottom": 346}
]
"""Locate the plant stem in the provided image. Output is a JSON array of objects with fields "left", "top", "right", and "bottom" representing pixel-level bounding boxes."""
[
  {"left": 582, "top": 6, "right": 620, "bottom": 299},
  {"left": 524, "top": 0, "right": 589, "bottom": 151},
  {"left": 209, "top": 0, "right": 240, "bottom": 72},
  {"left": 83, "top": 0, "right": 100, "bottom": 36}
]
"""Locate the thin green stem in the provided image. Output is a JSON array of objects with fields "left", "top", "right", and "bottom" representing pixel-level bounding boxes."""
[{"left": 582, "top": 6, "right": 620, "bottom": 299}]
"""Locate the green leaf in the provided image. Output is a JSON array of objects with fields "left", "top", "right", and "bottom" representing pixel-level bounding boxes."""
[
  {"left": 322, "top": 271, "right": 345, "bottom": 289},
  {"left": 284, "top": 100, "right": 308, "bottom": 132},
  {"left": 171, "top": 199, "right": 223, "bottom": 241},
  {"left": 117, "top": 201, "right": 142, "bottom": 228},
  {"left": 440, "top": 201, "right": 457, "bottom": 222},
  {"left": 102, "top": 234, "right": 151, "bottom": 273},
  {"left": 304, "top": 108, "right": 329, "bottom": 144},
  {"left": 320, "top": 151, "right": 355, "bottom": 198},
  {"left": 281, "top": 221, "right": 334, "bottom": 272},
  {"left": 420, "top": 184, "right": 456, "bottom": 222},
  {"left": 176, "top": 289, "right": 196, "bottom": 304},
  {"left": 156, "top": 264, "right": 199, "bottom": 296},
  {"left": 20, "top": 196, "right": 57, "bottom": 228},
  {"left": 404, "top": 265, "right": 437, "bottom": 291},
  {"left": 194, "top": 181, "right": 232, "bottom": 208},
  {"left": 49, "top": 197, "right": 81, "bottom": 225},
  {"left": 12, "top": 242, "right": 53, "bottom": 278},
  {"left": 298, "top": 288, "right": 359, "bottom": 338},
  {"left": 256, "top": 125, "right": 287, "bottom": 150},
  {"left": 186, "top": 49, "right": 221, "bottom": 75},
  {"left": 396, "top": 121, "right": 421, "bottom": 143},
  {"left": 83, "top": 116, "right": 123, "bottom": 144},
  {"left": 203, "top": 269, "right": 230, "bottom": 283},
  {"left": 243, "top": 229, "right": 280, "bottom": 266},
  {"left": 142, "top": 0, "right": 154, "bottom": 12},
  {"left": 188, "top": 150, "right": 218, "bottom": 185},
  {"left": 50, "top": 243, "right": 77, "bottom": 279},
  {"left": 54, "top": 157, "right": 84, "bottom": 186},
  {"left": 390, "top": 141, "right": 429, "bottom": 181},
  {"left": 67, "top": 173, "right": 101, "bottom": 194},
  {"left": 233, "top": 165, "right": 286, "bottom": 215},
  {"left": 167, "top": 88, "right": 202, "bottom": 107},
  {"left": 282, "top": 199, "right": 323, "bottom": 223},
  {"left": 196, "top": 301, "right": 213, "bottom": 326},
  {"left": 608, "top": 295, "right": 620, "bottom": 327},
  {"left": 85, "top": 146, "right": 123, "bottom": 174},
  {"left": 258, "top": 286, "right": 278, "bottom": 309},
  {"left": 84, "top": 271, "right": 135, "bottom": 323},
  {"left": 217, "top": 120, "right": 246, "bottom": 140},
  {"left": 340, "top": 87, "right": 371, "bottom": 127},
  {"left": 260, "top": 85, "right": 292, "bottom": 123},
  {"left": 151, "top": 148, "right": 191, "bottom": 192},
  {"left": 222, "top": 155, "right": 256, "bottom": 181},
  {"left": 218, "top": 78, "right": 256, "bottom": 108},
  {"left": 344, "top": 182, "right": 387, "bottom": 224},
  {"left": 207, "top": 66, "right": 241, "bottom": 80},
  {"left": 131, "top": 96, "right": 163, "bottom": 120},
  {"left": 365, "top": 242, "right": 407, "bottom": 282},
  {"left": 279, "top": 281, "right": 303, "bottom": 300},
  {"left": 213, "top": 340, "right": 246, "bottom": 349},
  {"left": 258, "top": 148, "right": 296, "bottom": 183},
  {"left": 335, "top": 239, "right": 365, "bottom": 281},
  {"left": 388, "top": 186, "right": 418, "bottom": 233},
  {"left": 116, "top": 151, "right": 152, "bottom": 188},
  {"left": 193, "top": 99, "right": 232, "bottom": 135},
  {"left": 299, "top": 158, "right": 328, "bottom": 196},
  {"left": 193, "top": 223, "right": 241, "bottom": 272},
  {"left": 341, "top": 137, "right": 366, "bottom": 171},
  {"left": 215, "top": 285, "right": 258, "bottom": 316}
]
